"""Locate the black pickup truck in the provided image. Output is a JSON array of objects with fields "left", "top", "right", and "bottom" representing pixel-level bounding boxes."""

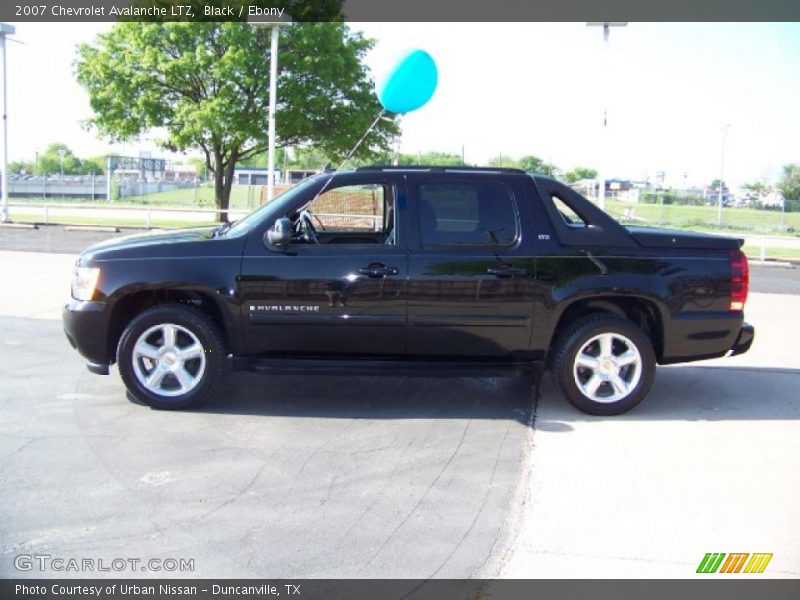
[{"left": 63, "top": 167, "right": 753, "bottom": 415}]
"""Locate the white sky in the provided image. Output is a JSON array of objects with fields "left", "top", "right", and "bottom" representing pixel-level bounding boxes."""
[{"left": 4, "top": 21, "right": 800, "bottom": 187}]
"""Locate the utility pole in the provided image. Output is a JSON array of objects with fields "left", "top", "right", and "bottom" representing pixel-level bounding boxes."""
[
  {"left": 587, "top": 22, "right": 627, "bottom": 211},
  {"left": 106, "top": 156, "right": 112, "bottom": 202},
  {"left": 248, "top": 15, "right": 291, "bottom": 202},
  {"left": 0, "top": 23, "right": 14, "bottom": 222}
]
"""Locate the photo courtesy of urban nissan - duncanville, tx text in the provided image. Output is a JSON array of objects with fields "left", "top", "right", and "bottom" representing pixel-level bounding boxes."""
[{"left": 63, "top": 167, "right": 754, "bottom": 415}]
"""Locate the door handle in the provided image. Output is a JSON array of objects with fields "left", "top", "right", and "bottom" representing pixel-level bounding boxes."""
[
  {"left": 358, "top": 264, "right": 399, "bottom": 278},
  {"left": 486, "top": 265, "right": 526, "bottom": 278}
]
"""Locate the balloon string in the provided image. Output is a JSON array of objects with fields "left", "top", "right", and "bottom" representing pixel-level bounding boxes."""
[
  {"left": 312, "top": 109, "right": 386, "bottom": 200},
  {"left": 336, "top": 109, "right": 386, "bottom": 170}
]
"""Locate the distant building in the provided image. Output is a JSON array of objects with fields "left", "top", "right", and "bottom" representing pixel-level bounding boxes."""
[
  {"left": 704, "top": 187, "right": 734, "bottom": 206},
  {"left": 164, "top": 164, "right": 197, "bottom": 182},
  {"left": 760, "top": 190, "right": 785, "bottom": 208},
  {"left": 285, "top": 169, "right": 319, "bottom": 184},
  {"left": 607, "top": 179, "right": 633, "bottom": 193},
  {"left": 568, "top": 178, "right": 596, "bottom": 196},
  {"left": 568, "top": 178, "right": 633, "bottom": 198},
  {"left": 234, "top": 167, "right": 281, "bottom": 185}
]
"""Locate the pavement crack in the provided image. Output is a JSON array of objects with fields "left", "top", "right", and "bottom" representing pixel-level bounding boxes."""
[
  {"left": 430, "top": 421, "right": 512, "bottom": 580},
  {"left": 198, "top": 462, "right": 266, "bottom": 521},
  {"left": 489, "top": 372, "right": 541, "bottom": 578},
  {"left": 362, "top": 398, "right": 477, "bottom": 570}
]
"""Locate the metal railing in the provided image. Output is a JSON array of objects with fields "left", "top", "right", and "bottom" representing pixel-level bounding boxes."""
[
  {"left": 8, "top": 202, "right": 251, "bottom": 229},
  {"left": 4, "top": 202, "right": 798, "bottom": 262}
]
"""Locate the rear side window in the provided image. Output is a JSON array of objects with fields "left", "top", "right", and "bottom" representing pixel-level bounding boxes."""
[
  {"left": 417, "top": 181, "right": 518, "bottom": 247},
  {"left": 552, "top": 193, "right": 586, "bottom": 227}
]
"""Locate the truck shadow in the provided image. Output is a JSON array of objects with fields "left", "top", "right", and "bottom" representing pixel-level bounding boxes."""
[
  {"left": 170, "top": 365, "right": 799, "bottom": 426},
  {"left": 179, "top": 371, "right": 537, "bottom": 425}
]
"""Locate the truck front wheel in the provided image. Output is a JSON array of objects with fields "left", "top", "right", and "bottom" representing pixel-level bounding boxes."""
[
  {"left": 117, "top": 304, "right": 225, "bottom": 410},
  {"left": 551, "top": 315, "right": 656, "bottom": 415}
]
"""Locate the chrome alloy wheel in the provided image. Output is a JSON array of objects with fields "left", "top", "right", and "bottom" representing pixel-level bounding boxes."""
[
  {"left": 131, "top": 323, "right": 206, "bottom": 397},
  {"left": 572, "top": 332, "right": 642, "bottom": 404}
]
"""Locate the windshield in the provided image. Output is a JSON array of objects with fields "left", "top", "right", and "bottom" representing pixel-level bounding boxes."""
[{"left": 224, "top": 175, "right": 327, "bottom": 236}]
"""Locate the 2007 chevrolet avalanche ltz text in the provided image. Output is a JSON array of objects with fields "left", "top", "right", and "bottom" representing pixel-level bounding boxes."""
[{"left": 62, "top": 167, "right": 754, "bottom": 415}]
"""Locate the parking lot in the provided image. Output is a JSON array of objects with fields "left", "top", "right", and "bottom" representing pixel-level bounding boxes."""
[{"left": 0, "top": 228, "right": 798, "bottom": 579}]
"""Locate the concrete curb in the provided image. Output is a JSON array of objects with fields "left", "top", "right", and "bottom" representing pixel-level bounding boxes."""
[
  {"left": 0, "top": 222, "right": 38, "bottom": 230},
  {"left": 748, "top": 260, "right": 794, "bottom": 269},
  {"left": 64, "top": 225, "right": 121, "bottom": 233}
]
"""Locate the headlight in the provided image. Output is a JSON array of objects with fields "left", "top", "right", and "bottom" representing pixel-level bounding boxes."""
[{"left": 71, "top": 266, "right": 100, "bottom": 301}]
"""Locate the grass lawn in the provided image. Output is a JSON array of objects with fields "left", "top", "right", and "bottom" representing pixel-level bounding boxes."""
[
  {"left": 12, "top": 186, "right": 800, "bottom": 236},
  {"left": 8, "top": 187, "right": 800, "bottom": 255},
  {"left": 741, "top": 244, "right": 800, "bottom": 261},
  {"left": 6, "top": 214, "right": 799, "bottom": 261},
  {"left": 117, "top": 184, "right": 272, "bottom": 209}
]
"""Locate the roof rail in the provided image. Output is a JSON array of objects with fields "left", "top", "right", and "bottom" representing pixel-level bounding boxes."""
[{"left": 354, "top": 165, "right": 527, "bottom": 175}]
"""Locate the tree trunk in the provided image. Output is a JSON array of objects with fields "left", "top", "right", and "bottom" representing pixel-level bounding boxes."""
[
  {"left": 212, "top": 148, "right": 239, "bottom": 223},
  {"left": 222, "top": 154, "right": 237, "bottom": 220},
  {"left": 212, "top": 149, "right": 231, "bottom": 223}
]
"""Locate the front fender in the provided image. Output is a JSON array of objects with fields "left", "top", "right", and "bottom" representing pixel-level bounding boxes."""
[{"left": 96, "top": 256, "right": 245, "bottom": 360}]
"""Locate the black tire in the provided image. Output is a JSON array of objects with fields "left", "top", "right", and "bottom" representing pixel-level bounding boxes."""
[
  {"left": 117, "top": 304, "right": 226, "bottom": 410},
  {"left": 550, "top": 314, "right": 656, "bottom": 416}
]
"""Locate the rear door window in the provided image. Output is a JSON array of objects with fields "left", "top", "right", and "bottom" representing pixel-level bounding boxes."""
[{"left": 417, "top": 181, "right": 518, "bottom": 247}]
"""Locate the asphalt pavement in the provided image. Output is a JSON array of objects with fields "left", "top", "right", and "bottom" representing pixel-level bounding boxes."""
[
  {"left": 0, "top": 224, "right": 154, "bottom": 254},
  {"left": 0, "top": 231, "right": 798, "bottom": 580},
  {"left": 0, "top": 314, "right": 532, "bottom": 578}
]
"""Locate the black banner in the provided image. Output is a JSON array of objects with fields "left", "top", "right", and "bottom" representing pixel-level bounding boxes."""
[{"left": 3, "top": 0, "right": 800, "bottom": 23}]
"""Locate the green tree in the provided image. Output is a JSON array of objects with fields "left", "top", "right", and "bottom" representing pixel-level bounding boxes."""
[
  {"left": 517, "top": 155, "right": 557, "bottom": 176},
  {"left": 564, "top": 167, "right": 597, "bottom": 183},
  {"left": 186, "top": 157, "right": 209, "bottom": 181},
  {"left": 488, "top": 154, "right": 558, "bottom": 175},
  {"left": 237, "top": 148, "right": 287, "bottom": 169},
  {"left": 37, "top": 143, "right": 82, "bottom": 176},
  {"left": 8, "top": 160, "right": 34, "bottom": 175},
  {"left": 396, "top": 151, "right": 463, "bottom": 166},
  {"left": 76, "top": 21, "right": 398, "bottom": 220},
  {"left": 742, "top": 181, "right": 769, "bottom": 195},
  {"left": 286, "top": 147, "right": 331, "bottom": 170},
  {"left": 487, "top": 155, "right": 518, "bottom": 168},
  {"left": 10, "top": 146, "right": 104, "bottom": 176},
  {"left": 80, "top": 156, "right": 106, "bottom": 175},
  {"left": 709, "top": 179, "right": 728, "bottom": 192},
  {"left": 778, "top": 164, "right": 800, "bottom": 202}
]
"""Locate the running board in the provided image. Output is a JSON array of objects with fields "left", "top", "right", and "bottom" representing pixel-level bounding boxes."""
[{"left": 233, "top": 357, "right": 540, "bottom": 378}]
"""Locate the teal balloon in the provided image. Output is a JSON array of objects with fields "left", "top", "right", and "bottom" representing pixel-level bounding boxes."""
[{"left": 378, "top": 50, "right": 438, "bottom": 114}]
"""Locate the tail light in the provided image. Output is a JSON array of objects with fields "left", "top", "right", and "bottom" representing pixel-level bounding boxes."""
[{"left": 729, "top": 249, "right": 749, "bottom": 311}]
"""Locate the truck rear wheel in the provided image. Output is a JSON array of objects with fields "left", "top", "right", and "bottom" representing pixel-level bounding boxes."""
[
  {"left": 550, "top": 314, "right": 655, "bottom": 415},
  {"left": 117, "top": 304, "right": 225, "bottom": 410}
]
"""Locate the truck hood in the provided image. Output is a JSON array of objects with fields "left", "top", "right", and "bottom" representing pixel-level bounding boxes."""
[
  {"left": 626, "top": 226, "right": 743, "bottom": 250},
  {"left": 79, "top": 226, "right": 242, "bottom": 262}
]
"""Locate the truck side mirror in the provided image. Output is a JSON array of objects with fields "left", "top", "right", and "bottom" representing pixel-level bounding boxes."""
[{"left": 264, "top": 217, "right": 292, "bottom": 250}]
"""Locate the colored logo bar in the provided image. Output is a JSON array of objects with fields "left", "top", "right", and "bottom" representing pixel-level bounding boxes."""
[{"left": 697, "top": 553, "right": 773, "bottom": 574}]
